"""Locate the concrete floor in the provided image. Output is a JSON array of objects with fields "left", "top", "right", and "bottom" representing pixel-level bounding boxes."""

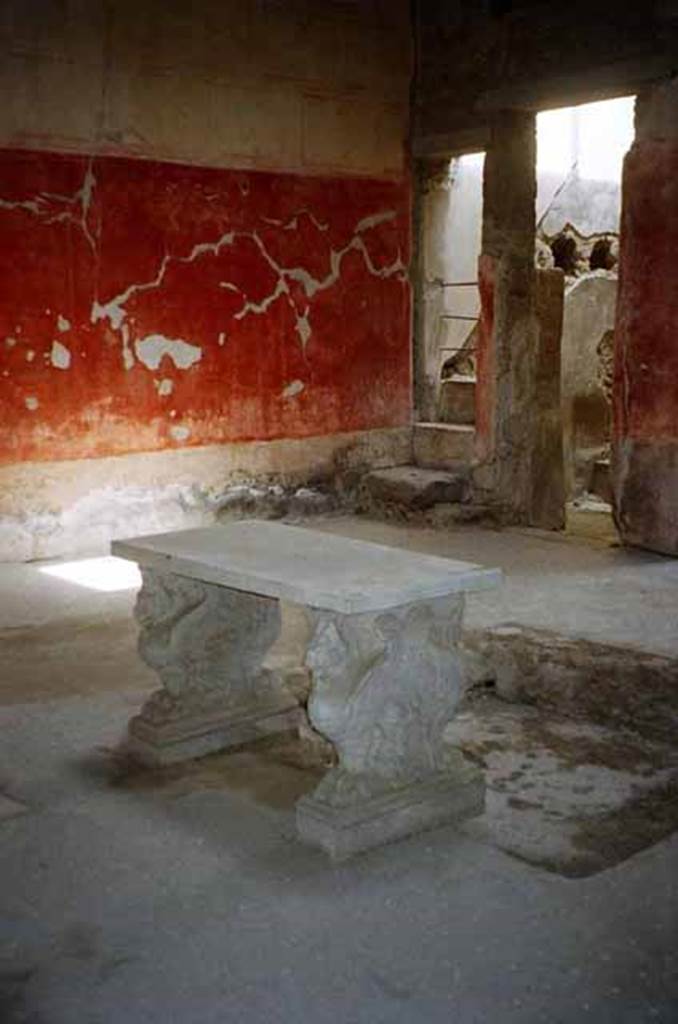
[{"left": 1, "top": 516, "right": 677, "bottom": 1022}]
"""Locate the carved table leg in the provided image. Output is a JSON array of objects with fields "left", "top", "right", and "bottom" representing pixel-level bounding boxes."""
[
  {"left": 127, "top": 568, "right": 301, "bottom": 764},
  {"left": 296, "top": 595, "right": 484, "bottom": 858}
]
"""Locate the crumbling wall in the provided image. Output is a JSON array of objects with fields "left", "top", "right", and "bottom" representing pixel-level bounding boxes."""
[
  {"left": 613, "top": 78, "right": 678, "bottom": 556},
  {"left": 472, "top": 111, "right": 540, "bottom": 522},
  {"left": 0, "top": 150, "right": 411, "bottom": 465},
  {"left": 561, "top": 273, "right": 618, "bottom": 496},
  {"left": 0, "top": 0, "right": 410, "bottom": 178},
  {"left": 0, "top": 0, "right": 413, "bottom": 560}
]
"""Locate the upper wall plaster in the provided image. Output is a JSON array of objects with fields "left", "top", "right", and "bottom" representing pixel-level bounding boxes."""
[{"left": 0, "top": 0, "right": 411, "bottom": 178}]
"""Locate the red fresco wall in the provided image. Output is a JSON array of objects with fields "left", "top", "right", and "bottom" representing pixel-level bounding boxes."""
[
  {"left": 0, "top": 149, "right": 411, "bottom": 464},
  {"left": 611, "top": 136, "right": 678, "bottom": 555},
  {"left": 613, "top": 139, "right": 678, "bottom": 444}
]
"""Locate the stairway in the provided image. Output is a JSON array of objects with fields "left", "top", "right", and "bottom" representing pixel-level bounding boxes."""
[{"left": 363, "top": 375, "right": 478, "bottom": 513}]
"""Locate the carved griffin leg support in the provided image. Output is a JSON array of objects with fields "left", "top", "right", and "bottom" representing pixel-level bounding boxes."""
[
  {"left": 127, "top": 568, "right": 301, "bottom": 764},
  {"left": 296, "top": 595, "right": 485, "bottom": 858}
]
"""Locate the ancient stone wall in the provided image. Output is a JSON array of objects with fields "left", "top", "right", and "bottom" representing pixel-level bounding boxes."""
[
  {"left": 0, "top": 0, "right": 413, "bottom": 560},
  {"left": 472, "top": 111, "right": 540, "bottom": 523},
  {"left": 613, "top": 79, "right": 678, "bottom": 555},
  {"left": 0, "top": 150, "right": 411, "bottom": 465},
  {"left": 0, "top": 0, "right": 410, "bottom": 178}
]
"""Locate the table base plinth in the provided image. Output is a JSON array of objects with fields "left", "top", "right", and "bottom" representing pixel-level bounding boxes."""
[
  {"left": 296, "top": 764, "right": 484, "bottom": 860},
  {"left": 127, "top": 696, "right": 302, "bottom": 766}
]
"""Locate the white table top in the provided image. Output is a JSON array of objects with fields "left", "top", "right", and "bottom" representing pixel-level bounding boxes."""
[{"left": 112, "top": 521, "right": 501, "bottom": 614}]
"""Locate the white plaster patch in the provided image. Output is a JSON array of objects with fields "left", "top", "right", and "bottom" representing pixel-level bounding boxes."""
[
  {"left": 282, "top": 380, "right": 305, "bottom": 399},
  {"left": 154, "top": 378, "right": 174, "bottom": 396},
  {"left": 232, "top": 278, "right": 287, "bottom": 321},
  {"left": 50, "top": 340, "right": 71, "bottom": 370},
  {"left": 262, "top": 210, "right": 329, "bottom": 233},
  {"left": 135, "top": 335, "right": 202, "bottom": 371},
  {"left": 87, "top": 210, "right": 404, "bottom": 370},
  {"left": 5, "top": 336, "right": 16, "bottom": 348},
  {"left": 25, "top": 396, "right": 39, "bottom": 411},
  {"left": 295, "top": 311, "right": 311, "bottom": 349},
  {"left": 169, "top": 425, "right": 190, "bottom": 442},
  {"left": 355, "top": 210, "right": 397, "bottom": 233},
  {"left": 91, "top": 231, "right": 236, "bottom": 334},
  {"left": 57, "top": 314, "right": 71, "bottom": 333},
  {"left": 120, "top": 325, "right": 134, "bottom": 371},
  {"left": 218, "top": 332, "right": 227, "bottom": 347},
  {"left": 26, "top": 350, "right": 35, "bottom": 362}
]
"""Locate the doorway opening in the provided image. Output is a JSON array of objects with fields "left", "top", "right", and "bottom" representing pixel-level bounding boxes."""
[
  {"left": 536, "top": 95, "right": 639, "bottom": 540},
  {"left": 536, "top": 94, "right": 635, "bottom": 529},
  {"left": 416, "top": 152, "right": 485, "bottom": 469},
  {"left": 416, "top": 95, "right": 635, "bottom": 536}
]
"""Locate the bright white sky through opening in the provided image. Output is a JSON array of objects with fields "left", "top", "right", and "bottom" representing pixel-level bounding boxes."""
[{"left": 536, "top": 95, "right": 635, "bottom": 182}]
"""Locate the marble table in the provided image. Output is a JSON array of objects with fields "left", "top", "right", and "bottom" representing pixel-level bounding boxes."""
[{"left": 113, "top": 521, "right": 501, "bottom": 858}]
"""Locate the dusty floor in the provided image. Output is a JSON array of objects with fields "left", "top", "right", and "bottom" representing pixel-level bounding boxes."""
[
  {"left": 1, "top": 515, "right": 677, "bottom": 1022},
  {"left": 447, "top": 693, "right": 678, "bottom": 877}
]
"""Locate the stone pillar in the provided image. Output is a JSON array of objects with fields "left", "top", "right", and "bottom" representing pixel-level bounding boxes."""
[
  {"left": 532, "top": 268, "right": 566, "bottom": 529},
  {"left": 473, "top": 111, "right": 541, "bottom": 524},
  {"left": 613, "top": 79, "right": 678, "bottom": 556}
]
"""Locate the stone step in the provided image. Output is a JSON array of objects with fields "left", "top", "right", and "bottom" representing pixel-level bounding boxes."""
[
  {"left": 363, "top": 465, "right": 468, "bottom": 510},
  {"left": 413, "top": 422, "right": 475, "bottom": 470},
  {"left": 439, "top": 375, "right": 476, "bottom": 426}
]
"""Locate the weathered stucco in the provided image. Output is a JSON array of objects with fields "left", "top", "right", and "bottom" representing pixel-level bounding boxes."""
[
  {"left": 0, "top": 0, "right": 411, "bottom": 179},
  {"left": 613, "top": 79, "right": 678, "bottom": 555},
  {"left": 0, "top": 426, "right": 412, "bottom": 562},
  {"left": 561, "top": 274, "right": 617, "bottom": 494},
  {"left": 532, "top": 269, "right": 565, "bottom": 530},
  {"left": 473, "top": 111, "right": 540, "bottom": 523},
  {"left": 0, "top": 149, "right": 411, "bottom": 465},
  {"left": 0, "top": 2, "right": 414, "bottom": 562}
]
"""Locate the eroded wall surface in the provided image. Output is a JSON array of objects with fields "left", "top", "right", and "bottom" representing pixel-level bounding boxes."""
[
  {"left": 0, "top": 0, "right": 413, "bottom": 560},
  {"left": 613, "top": 81, "right": 678, "bottom": 555},
  {"left": 0, "top": 149, "right": 411, "bottom": 463},
  {"left": 0, "top": 0, "right": 410, "bottom": 178}
]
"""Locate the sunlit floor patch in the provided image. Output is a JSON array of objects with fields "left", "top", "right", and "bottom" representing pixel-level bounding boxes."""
[{"left": 39, "top": 556, "right": 141, "bottom": 592}]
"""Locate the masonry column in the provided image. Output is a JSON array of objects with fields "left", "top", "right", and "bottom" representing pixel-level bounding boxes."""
[
  {"left": 472, "top": 110, "right": 542, "bottom": 524},
  {"left": 613, "top": 79, "right": 678, "bottom": 556}
]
